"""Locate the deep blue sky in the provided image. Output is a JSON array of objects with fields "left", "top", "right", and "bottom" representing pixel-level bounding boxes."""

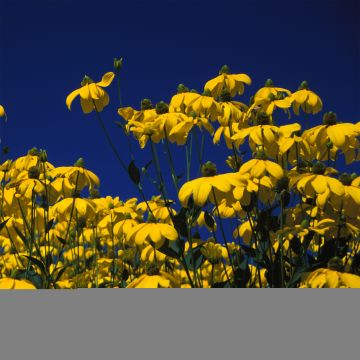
[{"left": 0, "top": 0, "right": 359, "bottom": 199}]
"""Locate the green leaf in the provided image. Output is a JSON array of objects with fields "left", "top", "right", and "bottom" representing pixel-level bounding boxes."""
[
  {"left": 23, "top": 255, "right": 47, "bottom": 277},
  {"left": 13, "top": 225, "right": 29, "bottom": 248},
  {"left": 46, "top": 219, "right": 55, "bottom": 233},
  {"left": 158, "top": 239, "right": 183, "bottom": 259},
  {"left": 184, "top": 245, "right": 205, "bottom": 271},
  {"left": 0, "top": 218, "right": 10, "bottom": 232},
  {"left": 204, "top": 210, "right": 215, "bottom": 228},
  {"left": 45, "top": 252, "right": 53, "bottom": 269},
  {"left": 53, "top": 266, "right": 68, "bottom": 284},
  {"left": 128, "top": 160, "right": 141, "bottom": 185},
  {"left": 56, "top": 236, "right": 66, "bottom": 246},
  {"left": 15, "top": 268, "right": 43, "bottom": 289}
]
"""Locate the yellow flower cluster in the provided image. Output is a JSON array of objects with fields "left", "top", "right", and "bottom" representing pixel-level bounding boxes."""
[{"left": 1, "top": 64, "right": 359, "bottom": 289}]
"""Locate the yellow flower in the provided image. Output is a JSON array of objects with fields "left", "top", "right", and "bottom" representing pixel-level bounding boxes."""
[
  {"left": 290, "top": 81, "right": 323, "bottom": 115},
  {"left": 302, "top": 114, "right": 359, "bottom": 162},
  {"left": 178, "top": 173, "right": 247, "bottom": 207},
  {"left": 0, "top": 278, "right": 36, "bottom": 290},
  {"left": 300, "top": 268, "right": 360, "bottom": 288},
  {"left": 66, "top": 72, "right": 115, "bottom": 113},
  {"left": 125, "top": 222, "right": 178, "bottom": 249},
  {"left": 51, "top": 198, "right": 96, "bottom": 221},
  {"left": 204, "top": 65, "right": 252, "bottom": 98},
  {"left": 239, "top": 159, "right": 284, "bottom": 180},
  {"left": 253, "top": 79, "right": 292, "bottom": 102},
  {"left": 186, "top": 92, "right": 223, "bottom": 119},
  {"left": 169, "top": 90, "right": 201, "bottom": 113},
  {"left": 50, "top": 161, "right": 100, "bottom": 191},
  {"left": 140, "top": 244, "right": 167, "bottom": 264},
  {"left": 0, "top": 104, "right": 7, "bottom": 119},
  {"left": 126, "top": 271, "right": 180, "bottom": 288},
  {"left": 294, "top": 164, "right": 345, "bottom": 209}
]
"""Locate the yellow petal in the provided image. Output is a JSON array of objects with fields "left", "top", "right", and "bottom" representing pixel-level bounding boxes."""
[
  {"left": 80, "top": 98, "right": 94, "bottom": 114},
  {"left": 66, "top": 88, "right": 81, "bottom": 110},
  {"left": 194, "top": 181, "right": 212, "bottom": 206},
  {"left": 326, "top": 126, "right": 346, "bottom": 148},
  {"left": 96, "top": 72, "right": 115, "bottom": 87},
  {"left": 265, "top": 161, "right": 283, "bottom": 179}
]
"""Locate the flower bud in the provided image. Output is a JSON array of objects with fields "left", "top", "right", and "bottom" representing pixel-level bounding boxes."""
[
  {"left": 201, "top": 161, "right": 217, "bottom": 177},
  {"left": 322, "top": 111, "right": 337, "bottom": 126},
  {"left": 219, "top": 65, "right": 230, "bottom": 75},
  {"left": 28, "top": 166, "right": 40, "bottom": 179},
  {"left": 155, "top": 101, "right": 169, "bottom": 114},
  {"left": 256, "top": 111, "right": 271, "bottom": 125},
  {"left": 275, "top": 176, "right": 289, "bottom": 193},
  {"left": 312, "top": 161, "right": 326, "bottom": 175},
  {"left": 113, "top": 57, "right": 123, "bottom": 72},
  {"left": 74, "top": 157, "right": 85, "bottom": 168},
  {"left": 219, "top": 88, "right": 232, "bottom": 102},
  {"left": 39, "top": 149, "right": 48, "bottom": 163},
  {"left": 339, "top": 173, "right": 352, "bottom": 186},
  {"left": 298, "top": 81, "right": 309, "bottom": 90},
  {"left": 177, "top": 84, "right": 189, "bottom": 94},
  {"left": 254, "top": 149, "right": 267, "bottom": 160},
  {"left": 350, "top": 173, "right": 357, "bottom": 180},
  {"left": 27, "top": 147, "right": 39, "bottom": 156},
  {"left": 202, "top": 88, "right": 212, "bottom": 97},
  {"left": 141, "top": 98, "right": 153, "bottom": 110},
  {"left": 81, "top": 75, "right": 93, "bottom": 86},
  {"left": 265, "top": 78, "right": 274, "bottom": 87}
]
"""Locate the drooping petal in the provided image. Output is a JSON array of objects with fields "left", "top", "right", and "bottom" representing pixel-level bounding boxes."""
[
  {"left": 96, "top": 72, "right": 115, "bottom": 87},
  {"left": 66, "top": 88, "right": 81, "bottom": 110}
]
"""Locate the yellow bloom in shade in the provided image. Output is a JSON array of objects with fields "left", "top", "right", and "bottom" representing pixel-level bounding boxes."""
[
  {"left": 140, "top": 244, "right": 167, "bottom": 264},
  {"left": 294, "top": 165, "right": 345, "bottom": 209},
  {"left": 0, "top": 278, "right": 36, "bottom": 289},
  {"left": 50, "top": 162, "right": 100, "bottom": 191},
  {"left": 239, "top": 159, "right": 284, "bottom": 180},
  {"left": 204, "top": 65, "right": 252, "bottom": 98},
  {"left": 178, "top": 173, "right": 247, "bottom": 207},
  {"left": 0, "top": 104, "right": 6, "bottom": 119},
  {"left": 125, "top": 222, "right": 178, "bottom": 249},
  {"left": 66, "top": 72, "right": 115, "bottom": 113},
  {"left": 186, "top": 92, "right": 223, "bottom": 119},
  {"left": 126, "top": 271, "right": 180, "bottom": 288},
  {"left": 300, "top": 268, "right": 360, "bottom": 288},
  {"left": 253, "top": 79, "right": 292, "bottom": 102},
  {"left": 169, "top": 91, "right": 201, "bottom": 113},
  {"left": 290, "top": 81, "right": 323, "bottom": 115}
]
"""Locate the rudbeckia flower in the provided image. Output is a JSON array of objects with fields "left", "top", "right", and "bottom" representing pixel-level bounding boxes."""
[
  {"left": 178, "top": 172, "right": 247, "bottom": 207},
  {"left": 125, "top": 222, "right": 178, "bottom": 249},
  {"left": 293, "top": 163, "right": 345, "bottom": 209},
  {"left": 302, "top": 112, "right": 360, "bottom": 162},
  {"left": 0, "top": 104, "right": 6, "bottom": 119},
  {"left": 186, "top": 91, "right": 223, "bottom": 120},
  {"left": 204, "top": 65, "right": 252, "bottom": 98},
  {"left": 239, "top": 159, "right": 284, "bottom": 180},
  {"left": 290, "top": 81, "right": 323, "bottom": 115},
  {"left": 300, "top": 268, "right": 360, "bottom": 288},
  {"left": 66, "top": 72, "right": 115, "bottom": 114},
  {"left": 253, "top": 79, "right": 292, "bottom": 102},
  {"left": 169, "top": 87, "right": 201, "bottom": 113},
  {"left": 50, "top": 159, "right": 100, "bottom": 191},
  {"left": 126, "top": 271, "right": 180, "bottom": 288},
  {"left": 0, "top": 278, "right": 37, "bottom": 290}
]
